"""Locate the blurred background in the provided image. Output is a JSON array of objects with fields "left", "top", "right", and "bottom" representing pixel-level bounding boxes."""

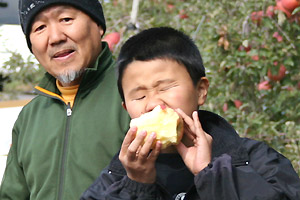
[{"left": 0, "top": 0, "right": 299, "bottom": 177}]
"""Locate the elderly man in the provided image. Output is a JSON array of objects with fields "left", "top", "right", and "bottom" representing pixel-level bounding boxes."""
[{"left": 0, "top": 0, "right": 130, "bottom": 199}]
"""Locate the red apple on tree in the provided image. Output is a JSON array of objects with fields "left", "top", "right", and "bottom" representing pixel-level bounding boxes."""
[
  {"left": 179, "top": 9, "right": 189, "bottom": 19},
  {"left": 276, "top": 0, "right": 293, "bottom": 17},
  {"left": 113, "top": 0, "right": 118, "bottom": 6},
  {"left": 166, "top": 3, "right": 175, "bottom": 12},
  {"left": 273, "top": 32, "right": 283, "bottom": 42},
  {"left": 234, "top": 100, "right": 243, "bottom": 109},
  {"left": 266, "top": 5, "right": 276, "bottom": 18},
  {"left": 238, "top": 44, "right": 251, "bottom": 52},
  {"left": 258, "top": 80, "right": 272, "bottom": 90},
  {"left": 102, "top": 32, "right": 121, "bottom": 51},
  {"left": 267, "top": 64, "right": 286, "bottom": 81},
  {"left": 251, "top": 10, "right": 264, "bottom": 25},
  {"left": 281, "top": 0, "right": 300, "bottom": 12},
  {"left": 223, "top": 103, "right": 228, "bottom": 112},
  {"left": 251, "top": 55, "right": 260, "bottom": 61}
]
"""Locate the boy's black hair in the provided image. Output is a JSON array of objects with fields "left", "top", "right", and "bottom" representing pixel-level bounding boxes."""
[{"left": 117, "top": 26, "right": 205, "bottom": 102}]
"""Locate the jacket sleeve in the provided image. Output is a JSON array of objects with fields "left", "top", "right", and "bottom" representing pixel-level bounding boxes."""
[
  {"left": 80, "top": 168, "right": 160, "bottom": 200},
  {"left": 194, "top": 139, "right": 300, "bottom": 200},
  {"left": 0, "top": 124, "right": 30, "bottom": 199}
]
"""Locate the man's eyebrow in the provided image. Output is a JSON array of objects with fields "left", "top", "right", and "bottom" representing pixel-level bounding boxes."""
[{"left": 33, "top": 6, "right": 73, "bottom": 22}]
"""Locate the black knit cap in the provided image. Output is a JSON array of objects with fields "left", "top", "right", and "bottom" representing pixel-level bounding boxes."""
[{"left": 19, "top": 0, "right": 106, "bottom": 51}]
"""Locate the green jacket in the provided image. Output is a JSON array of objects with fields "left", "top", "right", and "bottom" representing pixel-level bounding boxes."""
[{"left": 0, "top": 43, "right": 130, "bottom": 200}]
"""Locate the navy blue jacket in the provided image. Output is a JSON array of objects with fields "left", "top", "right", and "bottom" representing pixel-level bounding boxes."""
[{"left": 81, "top": 110, "right": 300, "bottom": 200}]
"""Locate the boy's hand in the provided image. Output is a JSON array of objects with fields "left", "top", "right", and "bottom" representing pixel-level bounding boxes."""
[
  {"left": 119, "top": 126, "right": 161, "bottom": 183},
  {"left": 175, "top": 109, "right": 212, "bottom": 175}
]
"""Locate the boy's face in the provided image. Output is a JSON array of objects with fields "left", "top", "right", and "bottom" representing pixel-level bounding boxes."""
[{"left": 121, "top": 59, "right": 209, "bottom": 119}]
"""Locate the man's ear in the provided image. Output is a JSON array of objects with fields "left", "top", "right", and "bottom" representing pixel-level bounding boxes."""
[
  {"left": 99, "top": 26, "right": 104, "bottom": 38},
  {"left": 196, "top": 77, "right": 209, "bottom": 106},
  {"left": 122, "top": 102, "right": 127, "bottom": 111}
]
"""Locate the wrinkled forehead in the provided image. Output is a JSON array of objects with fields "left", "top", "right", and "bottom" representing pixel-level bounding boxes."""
[
  {"left": 19, "top": 1, "right": 98, "bottom": 32},
  {"left": 31, "top": 4, "right": 80, "bottom": 23}
]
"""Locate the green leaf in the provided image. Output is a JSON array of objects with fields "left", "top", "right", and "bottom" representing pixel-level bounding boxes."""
[{"left": 292, "top": 7, "right": 300, "bottom": 15}]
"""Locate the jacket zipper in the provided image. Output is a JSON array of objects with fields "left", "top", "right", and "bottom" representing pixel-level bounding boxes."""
[
  {"left": 233, "top": 160, "right": 249, "bottom": 167},
  {"left": 34, "top": 87, "right": 74, "bottom": 200},
  {"left": 58, "top": 102, "right": 72, "bottom": 200}
]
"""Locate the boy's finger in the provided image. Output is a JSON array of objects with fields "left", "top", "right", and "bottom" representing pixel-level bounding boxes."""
[
  {"left": 176, "top": 108, "right": 194, "bottom": 127},
  {"left": 121, "top": 126, "right": 137, "bottom": 149},
  {"left": 183, "top": 127, "right": 196, "bottom": 141},
  {"left": 192, "top": 112, "right": 212, "bottom": 146},
  {"left": 175, "top": 142, "right": 188, "bottom": 159},
  {"left": 192, "top": 111, "right": 205, "bottom": 138},
  {"left": 176, "top": 108, "right": 196, "bottom": 138},
  {"left": 127, "top": 130, "right": 147, "bottom": 160},
  {"left": 176, "top": 108, "right": 197, "bottom": 135},
  {"left": 120, "top": 126, "right": 137, "bottom": 157},
  {"left": 148, "top": 140, "right": 161, "bottom": 162},
  {"left": 139, "top": 132, "right": 157, "bottom": 160}
]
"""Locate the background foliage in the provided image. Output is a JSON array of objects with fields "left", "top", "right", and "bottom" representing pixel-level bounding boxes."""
[
  {"left": 102, "top": 0, "right": 300, "bottom": 174},
  {"left": 2, "top": 52, "right": 44, "bottom": 94},
  {"left": 1, "top": 0, "right": 299, "bottom": 174}
]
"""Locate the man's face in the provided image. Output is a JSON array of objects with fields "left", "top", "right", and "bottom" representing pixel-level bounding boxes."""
[
  {"left": 121, "top": 59, "right": 209, "bottom": 119},
  {"left": 30, "top": 5, "right": 104, "bottom": 86}
]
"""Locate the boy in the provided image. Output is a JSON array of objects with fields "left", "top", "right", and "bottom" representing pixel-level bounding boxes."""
[{"left": 81, "top": 27, "right": 300, "bottom": 200}]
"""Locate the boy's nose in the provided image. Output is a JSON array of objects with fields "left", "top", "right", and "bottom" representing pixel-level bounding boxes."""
[{"left": 145, "top": 98, "right": 165, "bottom": 113}]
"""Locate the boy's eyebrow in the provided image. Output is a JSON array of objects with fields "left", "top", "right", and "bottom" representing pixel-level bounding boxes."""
[
  {"left": 154, "top": 79, "right": 175, "bottom": 86},
  {"left": 129, "top": 86, "right": 145, "bottom": 94},
  {"left": 128, "top": 79, "right": 175, "bottom": 96}
]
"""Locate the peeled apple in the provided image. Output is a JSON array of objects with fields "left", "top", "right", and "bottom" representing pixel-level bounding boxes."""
[{"left": 130, "top": 105, "right": 184, "bottom": 149}]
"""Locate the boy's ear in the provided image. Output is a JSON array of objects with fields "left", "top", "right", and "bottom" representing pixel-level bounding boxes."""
[
  {"left": 122, "top": 102, "right": 127, "bottom": 110},
  {"left": 196, "top": 77, "right": 209, "bottom": 106}
]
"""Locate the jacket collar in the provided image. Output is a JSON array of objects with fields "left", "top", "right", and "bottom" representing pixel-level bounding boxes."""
[{"left": 198, "top": 110, "right": 249, "bottom": 164}]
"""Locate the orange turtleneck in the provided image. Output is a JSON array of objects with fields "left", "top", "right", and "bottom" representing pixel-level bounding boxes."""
[{"left": 56, "top": 80, "right": 79, "bottom": 108}]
